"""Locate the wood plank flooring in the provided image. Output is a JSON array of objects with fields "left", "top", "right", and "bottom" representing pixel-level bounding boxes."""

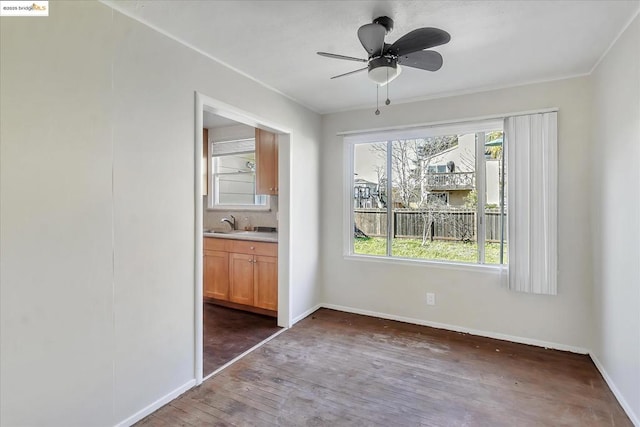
[
  {"left": 203, "top": 303, "right": 281, "bottom": 376},
  {"left": 139, "top": 308, "right": 631, "bottom": 426}
]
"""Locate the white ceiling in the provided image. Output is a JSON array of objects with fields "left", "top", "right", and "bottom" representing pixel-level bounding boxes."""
[{"left": 105, "top": 0, "right": 639, "bottom": 114}]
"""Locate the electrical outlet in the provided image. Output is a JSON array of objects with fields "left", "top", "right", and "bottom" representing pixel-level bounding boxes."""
[{"left": 426, "top": 292, "right": 436, "bottom": 306}]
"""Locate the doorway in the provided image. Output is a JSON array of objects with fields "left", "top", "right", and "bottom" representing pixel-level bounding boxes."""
[{"left": 194, "top": 92, "right": 291, "bottom": 383}]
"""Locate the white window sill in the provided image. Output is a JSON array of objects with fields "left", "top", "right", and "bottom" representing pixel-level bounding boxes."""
[
  {"left": 207, "top": 206, "right": 271, "bottom": 212},
  {"left": 344, "top": 253, "right": 507, "bottom": 274}
]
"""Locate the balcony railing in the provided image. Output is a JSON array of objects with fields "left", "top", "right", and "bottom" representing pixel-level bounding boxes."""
[{"left": 424, "top": 172, "right": 475, "bottom": 190}]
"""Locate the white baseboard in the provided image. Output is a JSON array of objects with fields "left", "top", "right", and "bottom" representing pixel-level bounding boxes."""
[
  {"left": 115, "top": 379, "right": 196, "bottom": 427},
  {"left": 320, "top": 303, "right": 590, "bottom": 354},
  {"left": 320, "top": 304, "right": 640, "bottom": 423},
  {"left": 590, "top": 353, "right": 639, "bottom": 426},
  {"left": 291, "top": 303, "right": 322, "bottom": 325},
  {"left": 115, "top": 305, "right": 637, "bottom": 427}
]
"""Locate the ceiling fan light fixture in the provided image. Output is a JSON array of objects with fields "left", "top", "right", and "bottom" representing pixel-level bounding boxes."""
[
  {"left": 368, "top": 57, "right": 402, "bottom": 86},
  {"left": 368, "top": 64, "right": 402, "bottom": 86}
]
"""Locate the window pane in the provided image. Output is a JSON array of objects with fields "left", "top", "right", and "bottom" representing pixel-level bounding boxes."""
[
  {"left": 391, "top": 135, "right": 479, "bottom": 263},
  {"left": 484, "top": 131, "right": 507, "bottom": 264},
  {"left": 348, "top": 125, "right": 507, "bottom": 267},
  {"left": 353, "top": 142, "right": 387, "bottom": 256},
  {"left": 212, "top": 152, "right": 267, "bottom": 206},
  {"left": 216, "top": 172, "right": 256, "bottom": 204}
]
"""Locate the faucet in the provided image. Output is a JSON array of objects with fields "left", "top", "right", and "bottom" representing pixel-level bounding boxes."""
[{"left": 221, "top": 215, "right": 236, "bottom": 230}]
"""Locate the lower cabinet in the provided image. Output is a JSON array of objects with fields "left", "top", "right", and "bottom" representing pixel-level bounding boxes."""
[
  {"left": 204, "top": 237, "right": 278, "bottom": 315},
  {"left": 229, "top": 252, "right": 255, "bottom": 305},
  {"left": 203, "top": 249, "right": 229, "bottom": 300},
  {"left": 253, "top": 255, "right": 278, "bottom": 311}
]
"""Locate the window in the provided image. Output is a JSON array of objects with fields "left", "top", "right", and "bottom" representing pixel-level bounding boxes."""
[
  {"left": 208, "top": 138, "right": 269, "bottom": 210},
  {"left": 347, "top": 121, "right": 507, "bottom": 266},
  {"left": 427, "top": 165, "right": 448, "bottom": 173}
]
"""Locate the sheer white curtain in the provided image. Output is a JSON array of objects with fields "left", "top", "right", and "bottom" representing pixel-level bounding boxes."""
[{"left": 504, "top": 112, "right": 558, "bottom": 295}]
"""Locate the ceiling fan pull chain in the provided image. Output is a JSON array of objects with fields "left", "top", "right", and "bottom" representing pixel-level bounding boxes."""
[
  {"left": 385, "top": 67, "right": 391, "bottom": 106},
  {"left": 375, "top": 84, "right": 380, "bottom": 115}
]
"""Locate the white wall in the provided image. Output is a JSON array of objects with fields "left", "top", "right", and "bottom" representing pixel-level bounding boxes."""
[
  {"left": 0, "top": 3, "right": 115, "bottom": 425},
  {"left": 590, "top": 14, "right": 640, "bottom": 424},
  {"left": 0, "top": 1, "right": 321, "bottom": 426},
  {"left": 321, "top": 77, "right": 594, "bottom": 350}
]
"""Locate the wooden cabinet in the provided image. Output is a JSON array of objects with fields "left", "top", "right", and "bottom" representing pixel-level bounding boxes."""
[
  {"left": 255, "top": 128, "right": 278, "bottom": 195},
  {"left": 203, "top": 237, "right": 278, "bottom": 316},
  {"left": 203, "top": 237, "right": 229, "bottom": 300},
  {"left": 228, "top": 240, "right": 277, "bottom": 257},
  {"left": 203, "top": 250, "right": 228, "bottom": 300},
  {"left": 229, "top": 252, "right": 255, "bottom": 305},
  {"left": 229, "top": 240, "right": 278, "bottom": 309},
  {"left": 253, "top": 255, "right": 278, "bottom": 311}
]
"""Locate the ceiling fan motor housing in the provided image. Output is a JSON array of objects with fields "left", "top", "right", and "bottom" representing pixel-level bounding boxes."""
[
  {"left": 368, "top": 56, "right": 397, "bottom": 72},
  {"left": 373, "top": 16, "right": 394, "bottom": 34}
]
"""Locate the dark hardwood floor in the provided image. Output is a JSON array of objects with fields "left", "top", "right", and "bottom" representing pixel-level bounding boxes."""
[
  {"left": 139, "top": 308, "right": 631, "bottom": 426},
  {"left": 203, "top": 303, "right": 281, "bottom": 376}
]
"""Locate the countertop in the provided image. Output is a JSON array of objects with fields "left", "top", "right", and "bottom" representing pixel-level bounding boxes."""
[{"left": 203, "top": 229, "right": 278, "bottom": 243}]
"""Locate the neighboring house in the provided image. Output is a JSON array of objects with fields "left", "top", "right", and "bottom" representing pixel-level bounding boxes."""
[
  {"left": 354, "top": 178, "right": 384, "bottom": 208},
  {"left": 421, "top": 133, "right": 502, "bottom": 207}
]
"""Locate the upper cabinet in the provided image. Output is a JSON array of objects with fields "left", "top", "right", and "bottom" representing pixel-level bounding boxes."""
[{"left": 255, "top": 129, "right": 278, "bottom": 195}]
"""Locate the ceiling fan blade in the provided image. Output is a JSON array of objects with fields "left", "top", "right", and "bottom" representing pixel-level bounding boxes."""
[
  {"left": 317, "top": 52, "right": 367, "bottom": 63},
  {"left": 397, "top": 50, "right": 443, "bottom": 71},
  {"left": 387, "top": 28, "right": 450, "bottom": 56},
  {"left": 357, "top": 23, "right": 386, "bottom": 56},
  {"left": 330, "top": 67, "right": 368, "bottom": 79}
]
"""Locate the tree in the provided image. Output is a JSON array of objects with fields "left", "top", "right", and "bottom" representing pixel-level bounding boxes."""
[
  {"left": 369, "top": 135, "right": 473, "bottom": 244},
  {"left": 464, "top": 189, "right": 477, "bottom": 209},
  {"left": 369, "top": 135, "right": 483, "bottom": 244},
  {"left": 374, "top": 165, "right": 387, "bottom": 208},
  {"left": 370, "top": 136, "right": 458, "bottom": 208},
  {"left": 485, "top": 131, "right": 503, "bottom": 160}
]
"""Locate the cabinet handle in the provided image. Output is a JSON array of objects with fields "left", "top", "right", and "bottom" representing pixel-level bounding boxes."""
[
  {"left": 248, "top": 258, "right": 253, "bottom": 263},
  {"left": 250, "top": 246, "right": 255, "bottom": 250},
  {"left": 253, "top": 260, "right": 257, "bottom": 263}
]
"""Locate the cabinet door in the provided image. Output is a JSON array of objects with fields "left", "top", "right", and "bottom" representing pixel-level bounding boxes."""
[
  {"left": 229, "top": 252, "right": 254, "bottom": 305},
  {"left": 203, "top": 250, "right": 229, "bottom": 300},
  {"left": 254, "top": 255, "right": 278, "bottom": 311},
  {"left": 255, "top": 128, "right": 278, "bottom": 195}
]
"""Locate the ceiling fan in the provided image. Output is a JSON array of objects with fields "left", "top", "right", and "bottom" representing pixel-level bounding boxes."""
[{"left": 317, "top": 16, "right": 450, "bottom": 114}]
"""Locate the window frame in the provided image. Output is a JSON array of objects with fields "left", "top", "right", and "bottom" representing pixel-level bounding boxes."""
[
  {"left": 343, "top": 120, "right": 506, "bottom": 269},
  {"left": 206, "top": 140, "right": 271, "bottom": 212}
]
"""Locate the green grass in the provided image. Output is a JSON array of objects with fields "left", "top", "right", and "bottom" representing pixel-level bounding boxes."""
[{"left": 354, "top": 237, "right": 507, "bottom": 264}]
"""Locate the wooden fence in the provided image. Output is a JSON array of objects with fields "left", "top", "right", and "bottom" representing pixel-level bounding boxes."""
[{"left": 354, "top": 208, "right": 507, "bottom": 242}]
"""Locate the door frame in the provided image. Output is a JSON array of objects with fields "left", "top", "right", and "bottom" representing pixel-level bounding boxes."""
[{"left": 194, "top": 92, "right": 292, "bottom": 385}]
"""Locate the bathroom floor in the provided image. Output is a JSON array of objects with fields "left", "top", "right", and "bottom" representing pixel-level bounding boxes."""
[{"left": 203, "top": 303, "right": 281, "bottom": 376}]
